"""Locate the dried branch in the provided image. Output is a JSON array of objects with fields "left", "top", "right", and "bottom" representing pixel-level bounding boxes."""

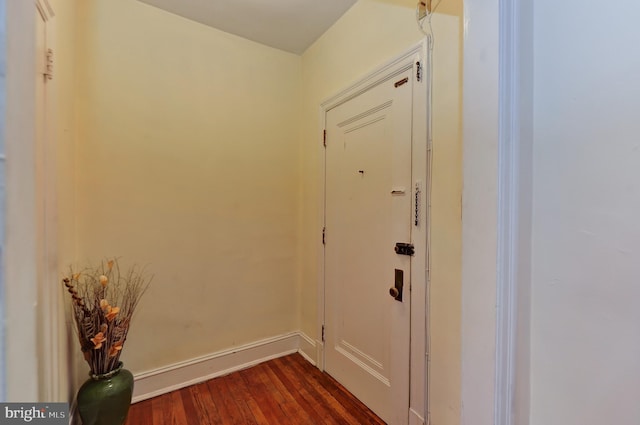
[{"left": 63, "top": 258, "right": 152, "bottom": 375}]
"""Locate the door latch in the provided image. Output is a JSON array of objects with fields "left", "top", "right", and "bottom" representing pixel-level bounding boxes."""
[{"left": 394, "top": 242, "right": 415, "bottom": 256}]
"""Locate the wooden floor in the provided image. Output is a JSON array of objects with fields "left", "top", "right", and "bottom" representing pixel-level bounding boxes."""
[{"left": 126, "top": 353, "right": 385, "bottom": 424}]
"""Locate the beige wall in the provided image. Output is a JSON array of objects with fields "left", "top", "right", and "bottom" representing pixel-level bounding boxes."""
[
  {"left": 36, "top": 0, "right": 463, "bottom": 421},
  {"left": 299, "top": 0, "right": 462, "bottom": 423},
  {"left": 74, "top": 0, "right": 302, "bottom": 375}
]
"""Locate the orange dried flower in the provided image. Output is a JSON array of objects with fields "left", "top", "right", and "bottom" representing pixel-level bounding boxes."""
[
  {"left": 109, "top": 341, "right": 123, "bottom": 358},
  {"left": 100, "top": 299, "right": 110, "bottom": 311},
  {"left": 90, "top": 332, "right": 107, "bottom": 349},
  {"left": 105, "top": 306, "right": 120, "bottom": 322},
  {"left": 99, "top": 275, "right": 109, "bottom": 287}
]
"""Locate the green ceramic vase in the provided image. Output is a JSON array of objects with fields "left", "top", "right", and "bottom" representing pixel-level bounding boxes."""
[{"left": 77, "top": 362, "right": 134, "bottom": 425}]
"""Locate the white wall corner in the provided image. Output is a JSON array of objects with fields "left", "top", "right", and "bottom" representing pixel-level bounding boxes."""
[{"left": 131, "top": 332, "right": 315, "bottom": 403}]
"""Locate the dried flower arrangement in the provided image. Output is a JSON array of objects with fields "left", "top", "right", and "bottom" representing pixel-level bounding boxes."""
[{"left": 63, "top": 259, "right": 151, "bottom": 377}]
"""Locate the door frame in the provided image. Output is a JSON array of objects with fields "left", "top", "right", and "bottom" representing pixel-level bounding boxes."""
[
  {"left": 317, "top": 39, "right": 431, "bottom": 423},
  {"left": 35, "top": 0, "right": 61, "bottom": 403}
]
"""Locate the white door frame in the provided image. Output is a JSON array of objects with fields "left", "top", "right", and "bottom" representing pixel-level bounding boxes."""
[
  {"left": 317, "top": 40, "right": 430, "bottom": 423},
  {"left": 5, "top": 0, "right": 40, "bottom": 401},
  {"left": 35, "top": 0, "right": 60, "bottom": 403},
  {"left": 0, "top": 0, "right": 6, "bottom": 402},
  {"left": 461, "top": 0, "right": 532, "bottom": 424}
]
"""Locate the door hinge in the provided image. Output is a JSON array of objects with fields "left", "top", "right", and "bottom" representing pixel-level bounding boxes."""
[
  {"left": 321, "top": 325, "right": 325, "bottom": 342},
  {"left": 416, "top": 61, "right": 422, "bottom": 82},
  {"left": 44, "top": 48, "right": 54, "bottom": 80},
  {"left": 323, "top": 129, "right": 327, "bottom": 147},
  {"left": 322, "top": 227, "right": 326, "bottom": 245}
]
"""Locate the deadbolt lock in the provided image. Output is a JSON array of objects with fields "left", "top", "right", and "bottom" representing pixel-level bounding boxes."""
[{"left": 395, "top": 242, "right": 415, "bottom": 256}]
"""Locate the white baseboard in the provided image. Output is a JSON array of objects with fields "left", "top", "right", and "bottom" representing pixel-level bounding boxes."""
[
  {"left": 315, "top": 340, "right": 325, "bottom": 371},
  {"left": 409, "top": 408, "right": 426, "bottom": 425},
  {"left": 132, "top": 331, "right": 317, "bottom": 403},
  {"left": 297, "top": 331, "right": 317, "bottom": 366}
]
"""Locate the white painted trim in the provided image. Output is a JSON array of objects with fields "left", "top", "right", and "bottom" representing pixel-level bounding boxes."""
[
  {"left": 320, "top": 42, "right": 426, "bottom": 111},
  {"left": 0, "top": 0, "right": 6, "bottom": 404},
  {"left": 494, "top": 0, "right": 519, "bottom": 421},
  {"left": 35, "top": 0, "right": 61, "bottom": 403},
  {"left": 316, "top": 102, "right": 326, "bottom": 371},
  {"left": 318, "top": 39, "right": 429, "bottom": 423},
  {"left": 131, "top": 332, "right": 312, "bottom": 403},
  {"left": 495, "top": 0, "right": 532, "bottom": 425},
  {"left": 5, "top": 0, "right": 39, "bottom": 402},
  {"left": 297, "top": 331, "right": 317, "bottom": 366},
  {"left": 35, "top": 0, "right": 54, "bottom": 21},
  {"left": 409, "top": 408, "right": 426, "bottom": 425},
  {"left": 315, "top": 339, "right": 324, "bottom": 370}
]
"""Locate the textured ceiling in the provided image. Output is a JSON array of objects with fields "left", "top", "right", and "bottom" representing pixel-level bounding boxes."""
[{"left": 137, "top": 0, "right": 359, "bottom": 54}]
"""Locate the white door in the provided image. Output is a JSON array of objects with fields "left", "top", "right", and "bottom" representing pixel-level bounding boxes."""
[{"left": 325, "top": 69, "right": 413, "bottom": 424}]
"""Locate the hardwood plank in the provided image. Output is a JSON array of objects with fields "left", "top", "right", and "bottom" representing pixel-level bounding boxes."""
[
  {"left": 206, "top": 374, "right": 247, "bottom": 425},
  {"left": 125, "top": 394, "right": 153, "bottom": 425},
  {"left": 287, "top": 354, "right": 385, "bottom": 424},
  {"left": 239, "top": 364, "right": 293, "bottom": 425},
  {"left": 269, "top": 356, "right": 342, "bottom": 425},
  {"left": 179, "top": 385, "right": 211, "bottom": 425},
  {"left": 127, "top": 353, "right": 386, "bottom": 425},
  {"left": 244, "top": 398, "right": 271, "bottom": 425},
  {"left": 221, "top": 374, "right": 258, "bottom": 425},
  {"left": 150, "top": 393, "right": 171, "bottom": 425},
  {"left": 261, "top": 361, "right": 315, "bottom": 424},
  {"left": 285, "top": 356, "right": 369, "bottom": 424},
  {"left": 186, "top": 382, "right": 223, "bottom": 425},
  {"left": 169, "top": 390, "right": 188, "bottom": 424}
]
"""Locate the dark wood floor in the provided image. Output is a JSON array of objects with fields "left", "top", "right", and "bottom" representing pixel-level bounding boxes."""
[{"left": 125, "top": 353, "right": 385, "bottom": 424}]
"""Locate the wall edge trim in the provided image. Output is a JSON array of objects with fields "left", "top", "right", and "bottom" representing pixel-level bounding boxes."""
[
  {"left": 409, "top": 407, "right": 426, "bottom": 425},
  {"left": 494, "top": 0, "right": 531, "bottom": 424}
]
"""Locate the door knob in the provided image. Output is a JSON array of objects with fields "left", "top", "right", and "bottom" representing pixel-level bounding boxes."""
[{"left": 389, "top": 287, "right": 400, "bottom": 298}]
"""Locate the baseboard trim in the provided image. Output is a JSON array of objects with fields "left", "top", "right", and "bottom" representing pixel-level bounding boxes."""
[
  {"left": 409, "top": 408, "right": 426, "bottom": 425},
  {"left": 132, "top": 331, "right": 316, "bottom": 403},
  {"left": 297, "top": 331, "right": 317, "bottom": 366}
]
